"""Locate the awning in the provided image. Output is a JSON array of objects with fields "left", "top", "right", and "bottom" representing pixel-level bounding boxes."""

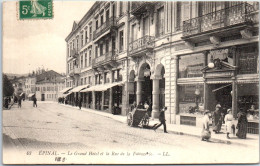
[
  {"left": 63, "top": 91, "right": 73, "bottom": 97},
  {"left": 70, "top": 84, "right": 90, "bottom": 92},
  {"left": 28, "top": 93, "right": 35, "bottom": 97},
  {"left": 80, "top": 82, "right": 124, "bottom": 92},
  {"left": 59, "top": 87, "right": 73, "bottom": 93}
]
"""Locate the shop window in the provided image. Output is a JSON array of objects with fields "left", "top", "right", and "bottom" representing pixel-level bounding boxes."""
[
  {"left": 178, "top": 53, "right": 204, "bottom": 78},
  {"left": 207, "top": 49, "right": 234, "bottom": 66},
  {"left": 178, "top": 84, "right": 204, "bottom": 114},
  {"left": 238, "top": 45, "right": 258, "bottom": 74},
  {"left": 104, "top": 90, "right": 110, "bottom": 110},
  {"left": 237, "top": 83, "right": 259, "bottom": 120}
]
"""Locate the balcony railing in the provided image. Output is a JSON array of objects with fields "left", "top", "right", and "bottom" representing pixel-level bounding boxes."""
[
  {"left": 93, "top": 17, "right": 117, "bottom": 40},
  {"left": 69, "top": 68, "right": 81, "bottom": 77},
  {"left": 70, "top": 49, "right": 79, "bottom": 58},
  {"left": 130, "top": 2, "right": 154, "bottom": 15},
  {"left": 128, "top": 35, "right": 155, "bottom": 55},
  {"left": 92, "top": 50, "right": 117, "bottom": 67},
  {"left": 183, "top": 3, "right": 255, "bottom": 37}
]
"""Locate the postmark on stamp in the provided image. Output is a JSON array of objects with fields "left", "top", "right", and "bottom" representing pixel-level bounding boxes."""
[{"left": 19, "top": 0, "right": 53, "bottom": 19}]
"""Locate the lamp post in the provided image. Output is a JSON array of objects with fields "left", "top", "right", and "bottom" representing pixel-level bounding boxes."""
[{"left": 195, "top": 87, "right": 201, "bottom": 109}]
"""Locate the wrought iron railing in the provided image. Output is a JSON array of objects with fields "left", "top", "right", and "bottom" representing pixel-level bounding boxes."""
[
  {"left": 92, "top": 50, "right": 117, "bottom": 66},
  {"left": 128, "top": 35, "right": 155, "bottom": 54},
  {"left": 131, "top": 2, "right": 147, "bottom": 11},
  {"left": 93, "top": 17, "right": 117, "bottom": 40},
  {"left": 183, "top": 3, "right": 255, "bottom": 37}
]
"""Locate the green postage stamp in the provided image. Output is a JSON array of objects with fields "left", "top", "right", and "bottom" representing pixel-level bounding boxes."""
[{"left": 19, "top": 0, "right": 53, "bottom": 19}]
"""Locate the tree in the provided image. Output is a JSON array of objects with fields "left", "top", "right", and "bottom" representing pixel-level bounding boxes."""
[{"left": 3, "top": 74, "right": 14, "bottom": 97}]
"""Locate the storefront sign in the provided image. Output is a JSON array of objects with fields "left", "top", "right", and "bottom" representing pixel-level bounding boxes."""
[{"left": 205, "top": 71, "right": 233, "bottom": 78}]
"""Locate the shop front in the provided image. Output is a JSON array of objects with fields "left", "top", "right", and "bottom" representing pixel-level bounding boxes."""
[{"left": 177, "top": 44, "right": 259, "bottom": 134}]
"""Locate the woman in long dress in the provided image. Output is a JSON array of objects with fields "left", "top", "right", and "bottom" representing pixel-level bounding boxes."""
[
  {"left": 30, "top": 0, "right": 46, "bottom": 17},
  {"left": 236, "top": 108, "right": 248, "bottom": 139},
  {"left": 212, "top": 105, "right": 222, "bottom": 133},
  {"left": 224, "top": 109, "right": 233, "bottom": 139}
]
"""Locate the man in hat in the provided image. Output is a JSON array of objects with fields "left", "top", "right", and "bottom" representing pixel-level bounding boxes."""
[
  {"left": 153, "top": 107, "right": 168, "bottom": 133},
  {"left": 212, "top": 104, "right": 222, "bottom": 134},
  {"left": 201, "top": 110, "right": 211, "bottom": 141}
]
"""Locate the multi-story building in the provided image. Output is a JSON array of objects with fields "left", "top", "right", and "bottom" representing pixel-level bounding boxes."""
[
  {"left": 66, "top": 1, "right": 259, "bottom": 133},
  {"left": 35, "top": 70, "right": 65, "bottom": 101},
  {"left": 25, "top": 74, "right": 37, "bottom": 100}
]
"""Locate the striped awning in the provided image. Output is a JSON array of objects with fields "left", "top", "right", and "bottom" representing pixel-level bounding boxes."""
[
  {"left": 28, "top": 93, "right": 35, "bottom": 97},
  {"left": 70, "top": 84, "right": 90, "bottom": 92},
  {"left": 80, "top": 82, "right": 124, "bottom": 92}
]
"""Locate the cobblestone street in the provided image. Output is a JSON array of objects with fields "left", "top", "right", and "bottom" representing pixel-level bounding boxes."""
[{"left": 3, "top": 101, "right": 259, "bottom": 164}]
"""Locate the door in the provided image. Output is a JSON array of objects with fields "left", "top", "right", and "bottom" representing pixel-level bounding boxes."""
[{"left": 41, "top": 94, "right": 45, "bottom": 101}]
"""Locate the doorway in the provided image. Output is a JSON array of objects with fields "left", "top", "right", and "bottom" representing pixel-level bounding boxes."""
[
  {"left": 41, "top": 94, "right": 45, "bottom": 101},
  {"left": 208, "top": 83, "right": 232, "bottom": 112}
]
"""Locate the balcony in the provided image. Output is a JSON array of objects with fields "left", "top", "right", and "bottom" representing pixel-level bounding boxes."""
[
  {"left": 69, "top": 68, "right": 81, "bottom": 77},
  {"left": 128, "top": 35, "right": 155, "bottom": 57},
  {"left": 130, "top": 2, "right": 155, "bottom": 17},
  {"left": 70, "top": 49, "right": 79, "bottom": 58},
  {"left": 93, "top": 17, "right": 117, "bottom": 41},
  {"left": 182, "top": 3, "right": 255, "bottom": 40},
  {"left": 92, "top": 50, "right": 117, "bottom": 69}
]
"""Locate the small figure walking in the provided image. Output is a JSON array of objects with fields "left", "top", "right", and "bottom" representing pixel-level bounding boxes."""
[
  {"left": 201, "top": 110, "right": 211, "bottom": 141},
  {"left": 236, "top": 108, "right": 248, "bottom": 139},
  {"left": 33, "top": 97, "right": 37, "bottom": 107},
  {"left": 153, "top": 107, "right": 168, "bottom": 133},
  {"left": 78, "top": 96, "right": 82, "bottom": 110},
  {"left": 212, "top": 104, "right": 222, "bottom": 134},
  {"left": 18, "top": 98, "right": 22, "bottom": 108},
  {"left": 224, "top": 109, "right": 234, "bottom": 139}
]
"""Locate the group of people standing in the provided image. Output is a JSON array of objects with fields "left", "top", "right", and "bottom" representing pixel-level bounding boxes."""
[{"left": 202, "top": 104, "right": 248, "bottom": 141}]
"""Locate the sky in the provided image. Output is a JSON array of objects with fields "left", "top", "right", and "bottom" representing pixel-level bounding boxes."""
[{"left": 3, "top": 0, "right": 95, "bottom": 74}]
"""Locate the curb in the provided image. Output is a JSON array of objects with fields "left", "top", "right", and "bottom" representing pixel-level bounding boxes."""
[{"left": 59, "top": 103, "right": 253, "bottom": 147}]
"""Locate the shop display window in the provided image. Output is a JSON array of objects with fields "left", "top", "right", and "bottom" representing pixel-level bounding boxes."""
[
  {"left": 238, "top": 45, "right": 258, "bottom": 74},
  {"left": 178, "top": 53, "right": 204, "bottom": 78},
  {"left": 178, "top": 84, "right": 204, "bottom": 114},
  {"left": 237, "top": 83, "right": 259, "bottom": 120}
]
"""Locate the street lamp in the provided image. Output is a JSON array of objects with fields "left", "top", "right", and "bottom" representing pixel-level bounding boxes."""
[{"left": 195, "top": 87, "right": 201, "bottom": 109}]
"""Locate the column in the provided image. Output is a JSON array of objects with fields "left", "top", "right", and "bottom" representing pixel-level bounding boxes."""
[
  {"left": 203, "top": 81, "right": 208, "bottom": 110},
  {"left": 135, "top": 78, "right": 144, "bottom": 104},
  {"left": 92, "top": 91, "right": 95, "bottom": 109},
  {"left": 152, "top": 77, "right": 160, "bottom": 118},
  {"left": 232, "top": 79, "right": 237, "bottom": 118}
]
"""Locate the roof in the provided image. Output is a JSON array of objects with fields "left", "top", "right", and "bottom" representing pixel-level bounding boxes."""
[{"left": 36, "top": 70, "right": 63, "bottom": 83}]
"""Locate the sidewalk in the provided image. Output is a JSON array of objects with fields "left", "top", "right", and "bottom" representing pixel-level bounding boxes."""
[{"left": 60, "top": 103, "right": 259, "bottom": 147}]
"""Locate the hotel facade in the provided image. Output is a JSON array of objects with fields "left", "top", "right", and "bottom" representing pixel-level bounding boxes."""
[{"left": 65, "top": 1, "right": 259, "bottom": 133}]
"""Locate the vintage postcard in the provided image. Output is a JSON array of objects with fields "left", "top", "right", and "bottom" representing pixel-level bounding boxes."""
[{"left": 2, "top": 0, "right": 259, "bottom": 164}]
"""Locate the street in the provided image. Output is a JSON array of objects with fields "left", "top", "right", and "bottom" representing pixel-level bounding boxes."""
[{"left": 3, "top": 101, "right": 259, "bottom": 164}]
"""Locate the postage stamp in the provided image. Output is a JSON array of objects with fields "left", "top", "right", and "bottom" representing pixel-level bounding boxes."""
[{"left": 19, "top": 0, "right": 53, "bottom": 19}]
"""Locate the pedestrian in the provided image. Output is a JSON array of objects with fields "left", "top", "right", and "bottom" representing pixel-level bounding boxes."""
[
  {"left": 144, "top": 101, "right": 149, "bottom": 110},
  {"left": 131, "top": 101, "right": 137, "bottom": 111},
  {"left": 4, "top": 97, "right": 9, "bottom": 109},
  {"left": 137, "top": 102, "right": 144, "bottom": 109},
  {"left": 153, "top": 107, "right": 168, "bottom": 133},
  {"left": 236, "top": 108, "right": 248, "bottom": 139},
  {"left": 201, "top": 110, "right": 211, "bottom": 141},
  {"left": 78, "top": 96, "right": 82, "bottom": 110},
  {"left": 18, "top": 98, "right": 22, "bottom": 108},
  {"left": 224, "top": 109, "right": 234, "bottom": 139},
  {"left": 212, "top": 104, "right": 222, "bottom": 134},
  {"left": 33, "top": 97, "right": 37, "bottom": 107}
]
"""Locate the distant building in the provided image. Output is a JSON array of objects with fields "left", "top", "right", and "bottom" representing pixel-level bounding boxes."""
[
  {"left": 35, "top": 70, "right": 65, "bottom": 101},
  {"left": 25, "top": 74, "right": 37, "bottom": 100}
]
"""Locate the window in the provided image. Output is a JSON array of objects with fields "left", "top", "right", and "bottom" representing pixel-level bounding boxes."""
[
  {"left": 81, "top": 33, "right": 84, "bottom": 47},
  {"left": 85, "top": 30, "right": 88, "bottom": 43},
  {"left": 80, "top": 55, "right": 83, "bottom": 68},
  {"left": 132, "top": 24, "right": 137, "bottom": 42},
  {"left": 89, "top": 76, "right": 92, "bottom": 85},
  {"left": 81, "top": 78, "right": 83, "bottom": 85},
  {"left": 76, "top": 37, "right": 79, "bottom": 50},
  {"left": 176, "top": 2, "right": 182, "bottom": 30},
  {"left": 89, "top": 26, "right": 92, "bottom": 41},
  {"left": 100, "top": 44, "right": 103, "bottom": 56},
  {"left": 178, "top": 84, "right": 204, "bottom": 114},
  {"left": 113, "top": 69, "right": 122, "bottom": 82},
  {"left": 119, "top": 2, "right": 123, "bottom": 16},
  {"left": 95, "top": 74, "right": 102, "bottom": 85},
  {"left": 84, "top": 77, "right": 87, "bottom": 84},
  {"left": 157, "top": 7, "right": 164, "bottom": 37},
  {"left": 119, "top": 30, "right": 124, "bottom": 52},
  {"left": 100, "top": 15, "right": 104, "bottom": 25},
  {"left": 85, "top": 52, "right": 88, "bottom": 67},
  {"left": 96, "top": 19, "right": 98, "bottom": 29},
  {"left": 143, "top": 17, "right": 149, "bottom": 36},
  {"left": 106, "top": 9, "right": 109, "bottom": 21},
  {"left": 89, "top": 50, "right": 92, "bottom": 66},
  {"left": 95, "top": 46, "right": 98, "bottom": 58},
  {"left": 238, "top": 45, "right": 258, "bottom": 74},
  {"left": 105, "top": 40, "right": 109, "bottom": 53},
  {"left": 178, "top": 53, "right": 204, "bottom": 78}
]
